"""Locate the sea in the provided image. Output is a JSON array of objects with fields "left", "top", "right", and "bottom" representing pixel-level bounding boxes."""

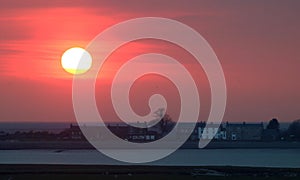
[{"left": 0, "top": 149, "right": 299, "bottom": 168}]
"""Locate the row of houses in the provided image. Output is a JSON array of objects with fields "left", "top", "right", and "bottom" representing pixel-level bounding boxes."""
[
  {"left": 63, "top": 121, "right": 277, "bottom": 142},
  {"left": 196, "top": 122, "right": 279, "bottom": 141},
  {"left": 197, "top": 122, "right": 264, "bottom": 141},
  {"left": 60, "top": 124, "right": 160, "bottom": 142}
]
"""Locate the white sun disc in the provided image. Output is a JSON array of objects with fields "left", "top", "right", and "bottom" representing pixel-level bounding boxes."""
[{"left": 61, "top": 47, "right": 92, "bottom": 75}]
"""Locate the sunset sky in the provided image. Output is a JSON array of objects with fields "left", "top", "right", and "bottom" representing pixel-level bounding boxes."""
[{"left": 0, "top": 0, "right": 299, "bottom": 123}]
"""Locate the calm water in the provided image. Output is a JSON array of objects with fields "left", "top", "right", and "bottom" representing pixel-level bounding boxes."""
[{"left": 0, "top": 149, "right": 299, "bottom": 168}]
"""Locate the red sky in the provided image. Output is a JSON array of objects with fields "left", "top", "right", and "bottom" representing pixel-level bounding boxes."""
[{"left": 0, "top": 0, "right": 300, "bottom": 123}]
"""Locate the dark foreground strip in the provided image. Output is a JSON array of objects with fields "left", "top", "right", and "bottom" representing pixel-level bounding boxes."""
[{"left": 0, "top": 164, "right": 300, "bottom": 178}]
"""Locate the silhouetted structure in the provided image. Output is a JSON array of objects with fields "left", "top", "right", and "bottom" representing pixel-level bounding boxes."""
[
  {"left": 59, "top": 124, "right": 84, "bottom": 140},
  {"left": 226, "top": 122, "right": 263, "bottom": 141},
  {"left": 285, "top": 119, "right": 300, "bottom": 140},
  {"left": 108, "top": 124, "right": 129, "bottom": 140},
  {"left": 262, "top": 129, "right": 280, "bottom": 141}
]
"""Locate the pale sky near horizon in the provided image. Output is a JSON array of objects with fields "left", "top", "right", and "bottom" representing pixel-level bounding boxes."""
[{"left": 0, "top": 0, "right": 300, "bottom": 123}]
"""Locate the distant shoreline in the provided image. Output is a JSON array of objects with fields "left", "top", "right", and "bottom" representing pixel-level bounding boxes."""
[{"left": 1, "top": 141, "right": 300, "bottom": 150}]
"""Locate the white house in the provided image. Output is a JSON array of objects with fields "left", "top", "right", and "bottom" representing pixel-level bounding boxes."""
[{"left": 198, "top": 124, "right": 226, "bottom": 140}]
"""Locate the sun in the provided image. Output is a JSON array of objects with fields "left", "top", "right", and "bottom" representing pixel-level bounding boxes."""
[{"left": 61, "top": 47, "right": 92, "bottom": 75}]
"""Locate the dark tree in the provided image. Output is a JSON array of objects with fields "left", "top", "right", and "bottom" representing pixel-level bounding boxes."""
[
  {"left": 267, "top": 118, "right": 280, "bottom": 130},
  {"left": 160, "top": 114, "right": 175, "bottom": 135}
]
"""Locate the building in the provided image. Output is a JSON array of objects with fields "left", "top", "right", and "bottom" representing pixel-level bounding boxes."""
[
  {"left": 175, "top": 123, "right": 197, "bottom": 141},
  {"left": 0, "top": 131, "right": 6, "bottom": 136},
  {"left": 0, "top": 131, "right": 7, "bottom": 140},
  {"left": 127, "top": 124, "right": 159, "bottom": 142},
  {"left": 262, "top": 129, "right": 280, "bottom": 141},
  {"left": 172, "top": 122, "right": 226, "bottom": 141},
  {"left": 59, "top": 124, "right": 84, "bottom": 140},
  {"left": 226, "top": 122, "right": 263, "bottom": 141},
  {"left": 107, "top": 124, "right": 129, "bottom": 140},
  {"left": 128, "top": 130, "right": 157, "bottom": 142},
  {"left": 198, "top": 123, "right": 226, "bottom": 140}
]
